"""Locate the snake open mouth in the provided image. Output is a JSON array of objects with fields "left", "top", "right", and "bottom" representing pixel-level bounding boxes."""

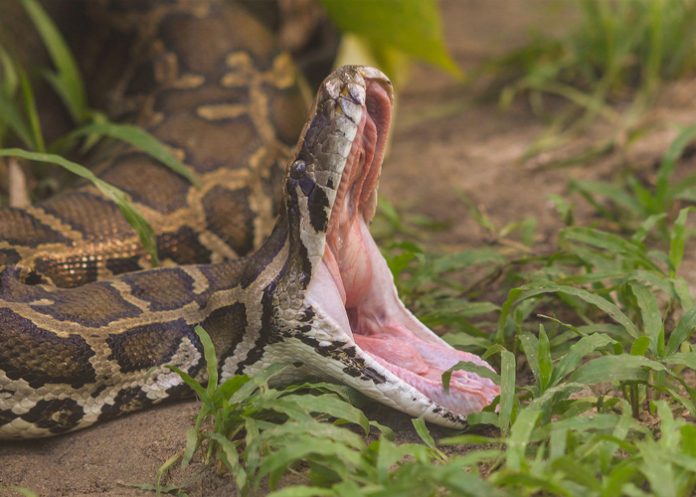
[{"left": 308, "top": 77, "right": 500, "bottom": 419}]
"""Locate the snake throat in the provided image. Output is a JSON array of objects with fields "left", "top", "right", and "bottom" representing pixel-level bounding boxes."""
[{"left": 307, "top": 72, "right": 500, "bottom": 421}]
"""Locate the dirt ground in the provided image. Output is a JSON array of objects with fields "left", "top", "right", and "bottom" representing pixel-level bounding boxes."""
[{"left": 3, "top": 1, "right": 696, "bottom": 496}]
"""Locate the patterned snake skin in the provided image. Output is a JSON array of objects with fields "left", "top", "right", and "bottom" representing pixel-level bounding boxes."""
[{"left": 0, "top": 0, "right": 499, "bottom": 439}]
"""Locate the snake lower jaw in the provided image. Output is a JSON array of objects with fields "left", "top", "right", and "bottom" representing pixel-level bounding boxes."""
[
  {"left": 308, "top": 215, "right": 499, "bottom": 424},
  {"left": 297, "top": 68, "right": 499, "bottom": 425}
]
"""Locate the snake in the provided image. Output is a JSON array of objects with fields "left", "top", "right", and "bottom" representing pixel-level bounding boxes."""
[{"left": 0, "top": 0, "right": 499, "bottom": 439}]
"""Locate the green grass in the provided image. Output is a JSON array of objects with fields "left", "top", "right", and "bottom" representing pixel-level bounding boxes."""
[
  {"left": 483, "top": 0, "right": 696, "bottom": 157},
  {"left": 151, "top": 117, "right": 696, "bottom": 496}
]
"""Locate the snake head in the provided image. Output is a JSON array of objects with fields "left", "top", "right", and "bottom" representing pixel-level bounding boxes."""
[{"left": 269, "top": 66, "right": 499, "bottom": 428}]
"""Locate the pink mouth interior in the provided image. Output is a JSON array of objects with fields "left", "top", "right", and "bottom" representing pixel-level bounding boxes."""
[{"left": 316, "top": 81, "right": 500, "bottom": 416}]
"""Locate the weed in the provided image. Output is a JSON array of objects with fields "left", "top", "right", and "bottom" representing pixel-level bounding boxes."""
[
  {"left": 484, "top": 0, "right": 696, "bottom": 157},
  {"left": 158, "top": 124, "right": 696, "bottom": 496}
]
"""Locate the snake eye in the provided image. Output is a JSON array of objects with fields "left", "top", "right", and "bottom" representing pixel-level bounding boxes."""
[{"left": 290, "top": 160, "right": 306, "bottom": 179}]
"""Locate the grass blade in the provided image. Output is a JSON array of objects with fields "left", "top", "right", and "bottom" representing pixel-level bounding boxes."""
[
  {"left": 0, "top": 148, "right": 158, "bottom": 264},
  {"left": 68, "top": 122, "right": 199, "bottom": 186},
  {"left": 20, "top": 0, "right": 87, "bottom": 122}
]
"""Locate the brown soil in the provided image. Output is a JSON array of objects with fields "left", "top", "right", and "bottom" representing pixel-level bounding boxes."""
[{"left": 3, "top": 1, "right": 696, "bottom": 496}]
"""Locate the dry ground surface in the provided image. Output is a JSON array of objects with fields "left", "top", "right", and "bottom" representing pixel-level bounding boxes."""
[{"left": 3, "top": 1, "right": 696, "bottom": 495}]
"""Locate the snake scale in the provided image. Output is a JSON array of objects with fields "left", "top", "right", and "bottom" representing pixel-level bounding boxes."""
[{"left": 0, "top": 0, "right": 499, "bottom": 439}]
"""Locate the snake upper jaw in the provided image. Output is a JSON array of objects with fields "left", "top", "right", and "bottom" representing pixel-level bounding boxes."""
[{"left": 279, "top": 66, "right": 500, "bottom": 427}]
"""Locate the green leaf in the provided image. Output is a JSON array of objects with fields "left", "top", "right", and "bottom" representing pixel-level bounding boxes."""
[
  {"left": 167, "top": 365, "right": 206, "bottom": 399},
  {"left": 431, "top": 248, "right": 506, "bottom": 274},
  {"left": 499, "top": 282, "right": 640, "bottom": 339},
  {"left": 208, "top": 432, "right": 247, "bottom": 491},
  {"left": 560, "top": 226, "right": 656, "bottom": 269},
  {"left": 18, "top": 70, "right": 44, "bottom": 151},
  {"left": 68, "top": 122, "right": 199, "bottom": 186},
  {"left": 668, "top": 207, "right": 694, "bottom": 277},
  {"left": 0, "top": 92, "right": 34, "bottom": 148},
  {"left": 656, "top": 123, "right": 696, "bottom": 206},
  {"left": 193, "top": 325, "right": 218, "bottom": 396},
  {"left": 666, "top": 352, "right": 696, "bottom": 370},
  {"left": 537, "top": 324, "right": 553, "bottom": 392},
  {"left": 442, "top": 360, "right": 499, "bottom": 393},
  {"left": 629, "top": 281, "right": 663, "bottom": 355},
  {"left": 281, "top": 394, "right": 370, "bottom": 434},
  {"left": 667, "top": 305, "right": 696, "bottom": 355},
  {"left": 505, "top": 406, "right": 541, "bottom": 471},
  {"left": 519, "top": 332, "right": 540, "bottom": 384},
  {"left": 552, "top": 333, "right": 615, "bottom": 384},
  {"left": 412, "top": 417, "right": 437, "bottom": 452},
  {"left": 569, "top": 354, "right": 667, "bottom": 385},
  {"left": 0, "top": 46, "right": 18, "bottom": 96},
  {"left": 4, "top": 487, "right": 40, "bottom": 497},
  {"left": 497, "top": 350, "right": 516, "bottom": 433},
  {"left": 20, "top": 0, "right": 87, "bottom": 122},
  {"left": 630, "top": 336, "right": 651, "bottom": 357},
  {"left": 0, "top": 148, "right": 158, "bottom": 264},
  {"left": 180, "top": 426, "right": 199, "bottom": 470},
  {"left": 266, "top": 486, "right": 333, "bottom": 497},
  {"left": 319, "top": 0, "right": 461, "bottom": 77}
]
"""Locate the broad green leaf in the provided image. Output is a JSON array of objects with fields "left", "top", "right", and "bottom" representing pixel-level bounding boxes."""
[
  {"left": 431, "top": 248, "right": 506, "bottom": 274},
  {"left": 0, "top": 46, "right": 18, "bottom": 95},
  {"left": 0, "top": 148, "right": 158, "bottom": 264},
  {"left": 433, "top": 463, "right": 508, "bottom": 497},
  {"left": 553, "top": 333, "right": 615, "bottom": 383},
  {"left": 505, "top": 406, "right": 541, "bottom": 471},
  {"left": 68, "top": 122, "right": 199, "bottom": 186},
  {"left": 442, "top": 360, "right": 499, "bottom": 393},
  {"left": 20, "top": 0, "right": 87, "bottom": 122},
  {"left": 412, "top": 418, "right": 441, "bottom": 456},
  {"left": 570, "top": 354, "right": 667, "bottom": 385},
  {"left": 537, "top": 325, "right": 553, "bottom": 392},
  {"left": 668, "top": 207, "right": 694, "bottom": 277},
  {"left": 497, "top": 349, "right": 516, "bottom": 433},
  {"left": 667, "top": 305, "right": 696, "bottom": 355},
  {"left": 5, "top": 487, "right": 39, "bottom": 497},
  {"left": 180, "top": 427, "right": 198, "bottom": 469},
  {"left": 266, "top": 487, "right": 332, "bottom": 497},
  {"left": 155, "top": 452, "right": 181, "bottom": 495},
  {"left": 260, "top": 439, "right": 362, "bottom": 487},
  {"left": 281, "top": 394, "right": 370, "bottom": 434},
  {"left": 518, "top": 332, "right": 540, "bottom": 385},
  {"left": 666, "top": 351, "right": 696, "bottom": 370},
  {"left": 633, "top": 213, "right": 666, "bottom": 243},
  {"left": 551, "top": 456, "right": 602, "bottom": 491},
  {"left": 166, "top": 365, "right": 205, "bottom": 399},
  {"left": 629, "top": 281, "right": 663, "bottom": 355},
  {"left": 569, "top": 179, "right": 642, "bottom": 216},
  {"left": 193, "top": 325, "right": 218, "bottom": 396},
  {"left": 319, "top": 0, "right": 461, "bottom": 77},
  {"left": 630, "top": 336, "right": 651, "bottom": 357},
  {"left": 656, "top": 123, "right": 696, "bottom": 205},
  {"left": 0, "top": 92, "right": 34, "bottom": 148},
  {"left": 499, "top": 282, "right": 640, "bottom": 339},
  {"left": 18, "top": 70, "right": 44, "bottom": 151},
  {"left": 208, "top": 432, "right": 247, "bottom": 491},
  {"left": 560, "top": 226, "right": 656, "bottom": 269}
]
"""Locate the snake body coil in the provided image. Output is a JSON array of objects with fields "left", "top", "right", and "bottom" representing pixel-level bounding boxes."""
[{"left": 0, "top": 0, "right": 499, "bottom": 439}]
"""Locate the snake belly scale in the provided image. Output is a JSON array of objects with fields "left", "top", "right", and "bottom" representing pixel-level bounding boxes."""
[{"left": 0, "top": 0, "right": 499, "bottom": 439}]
